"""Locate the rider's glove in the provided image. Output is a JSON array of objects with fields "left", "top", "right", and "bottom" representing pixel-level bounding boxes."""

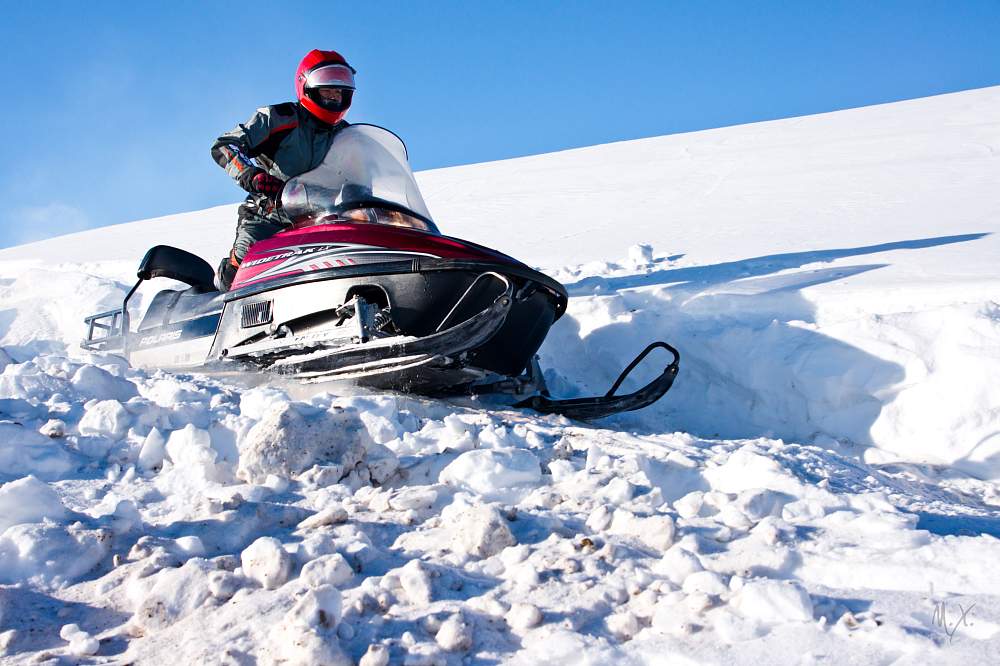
[
  {"left": 251, "top": 171, "right": 285, "bottom": 198},
  {"left": 238, "top": 167, "right": 284, "bottom": 198}
]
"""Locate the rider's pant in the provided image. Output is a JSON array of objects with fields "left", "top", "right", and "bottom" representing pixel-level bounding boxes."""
[{"left": 229, "top": 194, "right": 290, "bottom": 265}]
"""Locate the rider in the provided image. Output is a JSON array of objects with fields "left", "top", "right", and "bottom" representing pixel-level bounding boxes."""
[{"left": 211, "top": 49, "right": 356, "bottom": 290}]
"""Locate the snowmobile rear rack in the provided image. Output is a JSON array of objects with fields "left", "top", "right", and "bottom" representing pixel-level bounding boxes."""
[
  {"left": 82, "top": 308, "right": 127, "bottom": 352},
  {"left": 516, "top": 342, "right": 680, "bottom": 420},
  {"left": 80, "top": 278, "right": 143, "bottom": 353}
]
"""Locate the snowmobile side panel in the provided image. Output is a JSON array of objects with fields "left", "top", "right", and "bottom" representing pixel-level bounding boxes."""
[
  {"left": 138, "top": 289, "right": 226, "bottom": 331},
  {"left": 258, "top": 278, "right": 514, "bottom": 383},
  {"left": 211, "top": 263, "right": 562, "bottom": 378},
  {"left": 125, "top": 313, "right": 222, "bottom": 369},
  {"left": 127, "top": 333, "right": 218, "bottom": 370}
]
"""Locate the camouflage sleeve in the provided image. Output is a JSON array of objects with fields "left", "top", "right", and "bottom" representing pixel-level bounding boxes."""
[{"left": 211, "top": 105, "right": 297, "bottom": 192}]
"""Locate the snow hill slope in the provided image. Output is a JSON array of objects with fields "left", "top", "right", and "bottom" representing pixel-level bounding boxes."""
[{"left": 0, "top": 86, "right": 999, "bottom": 663}]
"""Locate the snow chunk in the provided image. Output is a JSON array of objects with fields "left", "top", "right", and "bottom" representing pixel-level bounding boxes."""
[
  {"left": 359, "top": 644, "right": 390, "bottom": 666},
  {"left": 628, "top": 243, "right": 654, "bottom": 268},
  {"left": 300, "top": 553, "right": 354, "bottom": 589},
  {"left": 164, "top": 424, "right": 230, "bottom": 486},
  {"left": 131, "top": 559, "right": 215, "bottom": 631},
  {"left": 609, "top": 510, "right": 676, "bottom": 551},
  {"left": 682, "top": 570, "right": 729, "bottom": 597},
  {"left": 0, "top": 522, "right": 111, "bottom": 586},
  {"left": 140, "top": 375, "right": 211, "bottom": 407},
  {"left": 285, "top": 584, "right": 342, "bottom": 631},
  {"left": 732, "top": 579, "right": 814, "bottom": 623},
  {"left": 651, "top": 597, "right": 696, "bottom": 637},
  {"left": 442, "top": 500, "right": 516, "bottom": 558},
  {"left": 0, "top": 476, "right": 66, "bottom": 533},
  {"left": 174, "top": 535, "right": 206, "bottom": 557},
  {"left": 71, "top": 364, "right": 138, "bottom": 402},
  {"left": 505, "top": 602, "right": 542, "bottom": 631},
  {"left": 673, "top": 491, "right": 705, "bottom": 519},
  {"left": 78, "top": 399, "right": 132, "bottom": 440},
  {"left": 606, "top": 611, "right": 640, "bottom": 640},
  {"left": 137, "top": 428, "right": 167, "bottom": 473},
  {"left": 279, "top": 628, "right": 351, "bottom": 666},
  {"left": 439, "top": 447, "right": 541, "bottom": 501},
  {"left": 59, "top": 624, "right": 99, "bottom": 656},
  {"left": 653, "top": 546, "right": 705, "bottom": 585},
  {"left": 586, "top": 505, "right": 613, "bottom": 532},
  {"left": 237, "top": 404, "right": 379, "bottom": 484},
  {"left": 599, "top": 477, "right": 635, "bottom": 505},
  {"left": 238, "top": 386, "right": 290, "bottom": 420},
  {"left": 39, "top": 419, "right": 65, "bottom": 438},
  {"left": 0, "top": 422, "right": 76, "bottom": 479},
  {"left": 207, "top": 571, "right": 242, "bottom": 601},
  {"left": 0, "top": 361, "right": 70, "bottom": 399},
  {"left": 736, "top": 488, "right": 791, "bottom": 522},
  {"left": 436, "top": 614, "right": 473, "bottom": 651},
  {"left": 703, "top": 448, "right": 802, "bottom": 495},
  {"left": 241, "top": 536, "right": 292, "bottom": 590},
  {"left": 298, "top": 506, "right": 349, "bottom": 530},
  {"left": 398, "top": 559, "right": 433, "bottom": 606}
]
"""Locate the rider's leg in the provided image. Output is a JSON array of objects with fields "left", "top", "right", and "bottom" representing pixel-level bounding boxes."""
[{"left": 216, "top": 197, "right": 288, "bottom": 290}]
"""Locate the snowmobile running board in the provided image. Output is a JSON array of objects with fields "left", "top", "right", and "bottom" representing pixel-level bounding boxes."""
[{"left": 515, "top": 342, "right": 680, "bottom": 420}]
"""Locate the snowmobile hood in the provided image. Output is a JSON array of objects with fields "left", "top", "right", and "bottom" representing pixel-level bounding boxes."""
[{"left": 232, "top": 223, "right": 532, "bottom": 291}]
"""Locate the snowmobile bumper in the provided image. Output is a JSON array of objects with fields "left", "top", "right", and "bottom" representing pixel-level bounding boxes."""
[{"left": 220, "top": 273, "right": 516, "bottom": 388}]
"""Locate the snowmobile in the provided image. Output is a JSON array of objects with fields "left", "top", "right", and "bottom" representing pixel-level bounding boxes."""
[{"left": 82, "top": 124, "right": 679, "bottom": 419}]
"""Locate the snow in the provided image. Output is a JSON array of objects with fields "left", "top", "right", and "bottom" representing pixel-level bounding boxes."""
[
  {"left": 439, "top": 447, "right": 542, "bottom": 501},
  {"left": 441, "top": 500, "right": 517, "bottom": 559},
  {"left": 0, "top": 475, "right": 66, "bottom": 533},
  {"left": 0, "top": 86, "right": 999, "bottom": 662},
  {"left": 241, "top": 536, "right": 294, "bottom": 590}
]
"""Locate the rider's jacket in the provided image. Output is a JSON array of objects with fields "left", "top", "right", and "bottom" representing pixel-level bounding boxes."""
[{"left": 211, "top": 102, "right": 348, "bottom": 190}]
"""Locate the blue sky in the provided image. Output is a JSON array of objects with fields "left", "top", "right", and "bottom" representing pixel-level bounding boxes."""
[{"left": 2, "top": 1, "right": 998, "bottom": 248}]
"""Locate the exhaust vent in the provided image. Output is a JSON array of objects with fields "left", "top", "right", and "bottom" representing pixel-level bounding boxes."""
[{"left": 241, "top": 300, "right": 273, "bottom": 328}]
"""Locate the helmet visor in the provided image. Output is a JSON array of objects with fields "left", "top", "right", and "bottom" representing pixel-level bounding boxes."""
[
  {"left": 304, "top": 64, "right": 356, "bottom": 90},
  {"left": 306, "top": 87, "right": 353, "bottom": 112}
]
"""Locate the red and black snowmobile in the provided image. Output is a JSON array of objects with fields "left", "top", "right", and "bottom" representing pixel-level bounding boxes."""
[{"left": 83, "top": 125, "right": 678, "bottom": 419}]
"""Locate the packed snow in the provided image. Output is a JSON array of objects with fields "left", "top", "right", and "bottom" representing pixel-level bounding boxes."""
[{"left": 1, "top": 86, "right": 999, "bottom": 663}]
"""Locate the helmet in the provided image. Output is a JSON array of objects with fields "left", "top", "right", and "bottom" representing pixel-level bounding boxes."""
[{"left": 295, "top": 49, "right": 356, "bottom": 124}]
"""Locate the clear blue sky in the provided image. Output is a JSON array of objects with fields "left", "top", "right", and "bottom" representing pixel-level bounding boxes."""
[{"left": 2, "top": 1, "right": 998, "bottom": 248}]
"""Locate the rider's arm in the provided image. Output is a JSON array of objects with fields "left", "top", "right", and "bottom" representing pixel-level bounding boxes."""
[{"left": 211, "top": 104, "right": 299, "bottom": 192}]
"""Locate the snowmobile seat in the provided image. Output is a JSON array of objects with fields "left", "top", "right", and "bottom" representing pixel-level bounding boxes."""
[{"left": 137, "top": 245, "right": 216, "bottom": 292}]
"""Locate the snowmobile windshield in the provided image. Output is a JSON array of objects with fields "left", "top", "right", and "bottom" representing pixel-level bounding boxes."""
[{"left": 281, "top": 124, "right": 439, "bottom": 234}]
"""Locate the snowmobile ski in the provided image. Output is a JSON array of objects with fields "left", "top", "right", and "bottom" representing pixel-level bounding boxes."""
[{"left": 515, "top": 342, "right": 680, "bottom": 420}]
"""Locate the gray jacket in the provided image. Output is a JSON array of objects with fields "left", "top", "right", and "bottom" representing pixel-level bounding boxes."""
[{"left": 211, "top": 102, "right": 348, "bottom": 191}]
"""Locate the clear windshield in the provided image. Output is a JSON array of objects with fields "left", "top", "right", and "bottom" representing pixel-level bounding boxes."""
[{"left": 280, "top": 124, "right": 438, "bottom": 233}]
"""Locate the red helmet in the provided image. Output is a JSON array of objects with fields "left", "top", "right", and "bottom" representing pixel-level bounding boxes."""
[{"left": 295, "top": 49, "right": 356, "bottom": 124}]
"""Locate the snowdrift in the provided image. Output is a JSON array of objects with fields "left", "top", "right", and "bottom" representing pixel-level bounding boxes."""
[{"left": 0, "top": 86, "right": 999, "bottom": 663}]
